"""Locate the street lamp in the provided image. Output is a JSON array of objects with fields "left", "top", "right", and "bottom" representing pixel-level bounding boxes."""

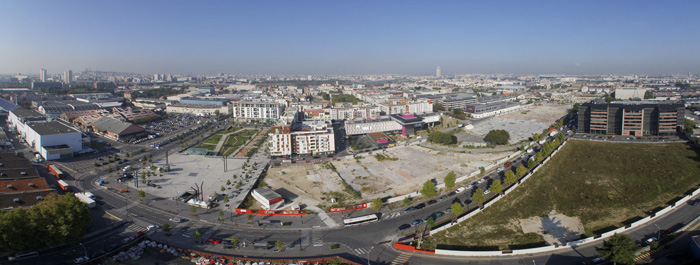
[
  {"left": 367, "top": 245, "right": 376, "bottom": 265},
  {"left": 79, "top": 243, "right": 88, "bottom": 258}
]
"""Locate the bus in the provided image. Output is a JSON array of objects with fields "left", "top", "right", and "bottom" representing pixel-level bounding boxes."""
[
  {"left": 343, "top": 214, "right": 379, "bottom": 226},
  {"left": 57, "top": 180, "right": 70, "bottom": 191},
  {"left": 47, "top": 164, "right": 63, "bottom": 179}
]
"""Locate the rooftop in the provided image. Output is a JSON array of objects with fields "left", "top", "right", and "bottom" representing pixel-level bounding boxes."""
[{"left": 28, "top": 122, "right": 80, "bottom": 136}]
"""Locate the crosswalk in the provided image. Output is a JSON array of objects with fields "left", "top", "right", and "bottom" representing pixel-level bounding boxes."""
[
  {"left": 353, "top": 246, "right": 373, "bottom": 255},
  {"left": 125, "top": 223, "right": 148, "bottom": 233},
  {"left": 384, "top": 211, "right": 401, "bottom": 219},
  {"left": 391, "top": 252, "right": 412, "bottom": 265},
  {"left": 311, "top": 228, "right": 323, "bottom": 246}
]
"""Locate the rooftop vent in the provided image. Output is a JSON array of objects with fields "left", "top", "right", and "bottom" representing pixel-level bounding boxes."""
[
  {"left": 13, "top": 198, "right": 20, "bottom": 203},
  {"left": 0, "top": 173, "right": 6, "bottom": 177},
  {"left": 6, "top": 184, "right": 13, "bottom": 189},
  {"left": 0, "top": 163, "right": 4, "bottom": 167},
  {"left": 36, "top": 196, "right": 43, "bottom": 200},
  {"left": 28, "top": 183, "right": 35, "bottom": 187},
  {"left": 20, "top": 172, "right": 27, "bottom": 176}
]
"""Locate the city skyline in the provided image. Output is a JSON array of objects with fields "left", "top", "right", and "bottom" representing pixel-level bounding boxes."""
[{"left": 1, "top": 1, "right": 699, "bottom": 75}]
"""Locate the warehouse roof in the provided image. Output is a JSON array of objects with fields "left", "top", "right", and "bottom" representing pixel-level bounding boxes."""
[{"left": 27, "top": 122, "right": 79, "bottom": 136}]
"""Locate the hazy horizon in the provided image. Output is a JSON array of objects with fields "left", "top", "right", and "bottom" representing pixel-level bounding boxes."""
[{"left": 2, "top": 1, "right": 699, "bottom": 76}]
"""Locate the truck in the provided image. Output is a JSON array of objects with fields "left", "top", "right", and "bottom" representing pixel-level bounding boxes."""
[
  {"left": 83, "top": 192, "right": 95, "bottom": 200},
  {"left": 74, "top": 193, "right": 96, "bottom": 208},
  {"left": 47, "top": 164, "right": 63, "bottom": 179},
  {"left": 57, "top": 180, "right": 70, "bottom": 191}
]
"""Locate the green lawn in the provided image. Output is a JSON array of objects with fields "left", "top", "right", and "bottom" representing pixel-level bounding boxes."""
[
  {"left": 196, "top": 143, "right": 216, "bottom": 150},
  {"left": 423, "top": 140, "right": 700, "bottom": 250},
  {"left": 219, "top": 130, "right": 259, "bottom": 156}
]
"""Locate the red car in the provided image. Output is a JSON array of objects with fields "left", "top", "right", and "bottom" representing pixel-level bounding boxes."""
[
  {"left": 206, "top": 238, "right": 221, "bottom": 244},
  {"left": 132, "top": 231, "right": 145, "bottom": 239}
]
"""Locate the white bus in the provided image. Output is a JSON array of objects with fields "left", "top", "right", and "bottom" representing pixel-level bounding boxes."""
[{"left": 343, "top": 214, "right": 379, "bottom": 226}]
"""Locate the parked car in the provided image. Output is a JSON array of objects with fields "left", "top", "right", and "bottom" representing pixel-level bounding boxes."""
[
  {"left": 415, "top": 203, "right": 426, "bottom": 209},
  {"left": 645, "top": 237, "right": 658, "bottom": 245},
  {"left": 169, "top": 217, "right": 182, "bottom": 223},
  {"left": 427, "top": 200, "right": 437, "bottom": 205},
  {"left": 146, "top": 225, "right": 160, "bottom": 230},
  {"left": 206, "top": 238, "right": 221, "bottom": 244},
  {"left": 439, "top": 195, "right": 447, "bottom": 201},
  {"left": 483, "top": 189, "right": 491, "bottom": 195},
  {"left": 456, "top": 187, "right": 466, "bottom": 193},
  {"left": 398, "top": 224, "right": 411, "bottom": 230},
  {"left": 74, "top": 256, "right": 89, "bottom": 264},
  {"left": 411, "top": 219, "right": 423, "bottom": 226},
  {"left": 402, "top": 207, "right": 415, "bottom": 214}
]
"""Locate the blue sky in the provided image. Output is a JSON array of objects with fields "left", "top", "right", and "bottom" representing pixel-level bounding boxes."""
[{"left": 1, "top": 1, "right": 699, "bottom": 75}]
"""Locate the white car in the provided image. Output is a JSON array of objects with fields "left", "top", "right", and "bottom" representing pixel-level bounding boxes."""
[
  {"left": 74, "top": 256, "right": 88, "bottom": 264},
  {"left": 645, "top": 237, "right": 657, "bottom": 245},
  {"left": 169, "top": 217, "right": 182, "bottom": 223},
  {"left": 466, "top": 184, "right": 474, "bottom": 189},
  {"left": 146, "top": 225, "right": 160, "bottom": 230},
  {"left": 456, "top": 187, "right": 466, "bottom": 193},
  {"left": 483, "top": 189, "right": 491, "bottom": 195},
  {"left": 477, "top": 178, "right": 485, "bottom": 184}
]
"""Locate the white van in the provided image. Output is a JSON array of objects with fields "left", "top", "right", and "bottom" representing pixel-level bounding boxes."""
[{"left": 123, "top": 165, "right": 132, "bottom": 172}]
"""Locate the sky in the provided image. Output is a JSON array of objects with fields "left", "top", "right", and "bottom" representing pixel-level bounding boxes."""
[{"left": 1, "top": 1, "right": 699, "bottom": 75}]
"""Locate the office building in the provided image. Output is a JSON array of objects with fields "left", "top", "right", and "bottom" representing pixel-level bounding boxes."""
[
  {"left": 436, "top": 66, "right": 441, "bottom": 77},
  {"left": 577, "top": 100, "right": 684, "bottom": 136},
  {"left": 63, "top": 70, "right": 72, "bottom": 84},
  {"left": 40, "top": 69, "right": 47, "bottom": 82}
]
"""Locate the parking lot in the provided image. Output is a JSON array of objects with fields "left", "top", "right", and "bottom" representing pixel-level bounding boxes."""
[{"left": 142, "top": 113, "right": 210, "bottom": 135}]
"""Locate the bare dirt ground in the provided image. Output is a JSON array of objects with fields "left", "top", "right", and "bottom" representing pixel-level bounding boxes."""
[
  {"left": 519, "top": 210, "right": 585, "bottom": 245},
  {"left": 332, "top": 145, "right": 511, "bottom": 200},
  {"left": 265, "top": 163, "right": 345, "bottom": 208},
  {"left": 466, "top": 104, "right": 570, "bottom": 143}
]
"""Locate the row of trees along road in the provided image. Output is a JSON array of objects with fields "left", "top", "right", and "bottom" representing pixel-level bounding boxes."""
[{"left": 0, "top": 193, "right": 93, "bottom": 253}]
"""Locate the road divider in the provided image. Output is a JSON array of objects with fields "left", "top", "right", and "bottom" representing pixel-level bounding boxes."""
[{"left": 234, "top": 208, "right": 307, "bottom": 215}]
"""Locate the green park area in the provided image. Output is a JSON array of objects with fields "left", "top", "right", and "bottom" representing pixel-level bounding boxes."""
[
  {"left": 422, "top": 140, "right": 700, "bottom": 250},
  {"left": 219, "top": 129, "right": 258, "bottom": 156},
  {"left": 195, "top": 127, "right": 244, "bottom": 151}
]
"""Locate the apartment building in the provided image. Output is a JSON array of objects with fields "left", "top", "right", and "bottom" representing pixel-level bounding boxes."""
[
  {"left": 268, "top": 121, "right": 335, "bottom": 157},
  {"left": 231, "top": 101, "right": 283, "bottom": 120}
]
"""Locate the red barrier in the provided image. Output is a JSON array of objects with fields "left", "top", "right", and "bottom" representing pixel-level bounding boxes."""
[
  {"left": 234, "top": 208, "right": 307, "bottom": 216},
  {"left": 393, "top": 242, "right": 435, "bottom": 254},
  {"left": 330, "top": 203, "right": 368, "bottom": 213}
]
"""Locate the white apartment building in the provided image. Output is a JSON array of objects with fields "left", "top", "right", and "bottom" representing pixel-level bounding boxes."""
[
  {"left": 231, "top": 101, "right": 283, "bottom": 120},
  {"left": 268, "top": 121, "right": 335, "bottom": 157}
]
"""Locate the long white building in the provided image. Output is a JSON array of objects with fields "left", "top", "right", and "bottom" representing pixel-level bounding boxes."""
[{"left": 231, "top": 101, "right": 283, "bottom": 120}]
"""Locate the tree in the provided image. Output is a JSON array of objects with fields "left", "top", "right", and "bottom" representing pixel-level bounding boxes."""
[
  {"left": 685, "top": 118, "right": 695, "bottom": 134},
  {"left": 275, "top": 240, "right": 285, "bottom": 250},
  {"left": 480, "top": 166, "right": 485, "bottom": 175},
  {"left": 426, "top": 217, "right": 435, "bottom": 227},
  {"left": 535, "top": 152, "right": 543, "bottom": 163},
  {"left": 226, "top": 179, "right": 231, "bottom": 186},
  {"left": 528, "top": 158, "right": 536, "bottom": 169},
  {"left": 108, "top": 167, "right": 113, "bottom": 173},
  {"left": 231, "top": 235, "right": 239, "bottom": 245},
  {"left": 444, "top": 171, "right": 456, "bottom": 189},
  {"left": 138, "top": 190, "right": 146, "bottom": 202},
  {"left": 0, "top": 193, "right": 93, "bottom": 253},
  {"left": 163, "top": 223, "right": 171, "bottom": 233},
  {"left": 451, "top": 202, "right": 464, "bottom": 218},
  {"left": 644, "top": 90, "right": 654, "bottom": 99},
  {"left": 533, "top": 133, "right": 540, "bottom": 141},
  {"left": 433, "top": 103, "right": 444, "bottom": 112},
  {"left": 596, "top": 233, "right": 639, "bottom": 265},
  {"left": 516, "top": 165, "right": 527, "bottom": 177},
  {"left": 472, "top": 188, "right": 486, "bottom": 206},
  {"left": 420, "top": 180, "right": 437, "bottom": 198},
  {"left": 218, "top": 210, "right": 224, "bottom": 222},
  {"left": 223, "top": 196, "right": 230, "bottom": 203},
  {"left": 484, "top": 130, "right": 510, "bottom": 145},
  {"left": 402, "top": 197, "right": 411, "bottom": 206},
  {"left": 194, "top": 230, "right": 201, "bottom": 242},
  {"left": 557, "top": 132, "right": 565, "bottom": 142},
  {"left": 504, "top": 170, "right": 517, "bottom": 185},
  {"left": 489, "top": 180, "right": 503, "bottom": 194},
  {"left": 190, "top": 205, "right": 197, "bottom": 216},
  {"left": 428, "top": 131, "right": 455, "bottom": 145},
  {"left": 371, "top": 198, "right": 383, "bottom": 211}
]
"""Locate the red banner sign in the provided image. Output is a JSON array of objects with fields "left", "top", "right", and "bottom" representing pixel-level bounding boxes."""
[
  {"left": 330, "top": 203, "right": 368, "bottom": 213},
  {"left": 234, "top": 208, "right": 307, "bottom": 216}
]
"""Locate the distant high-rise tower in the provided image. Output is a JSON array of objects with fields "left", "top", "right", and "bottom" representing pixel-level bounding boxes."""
[
  {"left": 63, "top": 70, "right": 73, "bottom": 84},
  {"left": 436, "top": 66, "right": 441, "bottom": 77},
  {"left": 40, "top": 69, "right": 47, "bottom": 82}
]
